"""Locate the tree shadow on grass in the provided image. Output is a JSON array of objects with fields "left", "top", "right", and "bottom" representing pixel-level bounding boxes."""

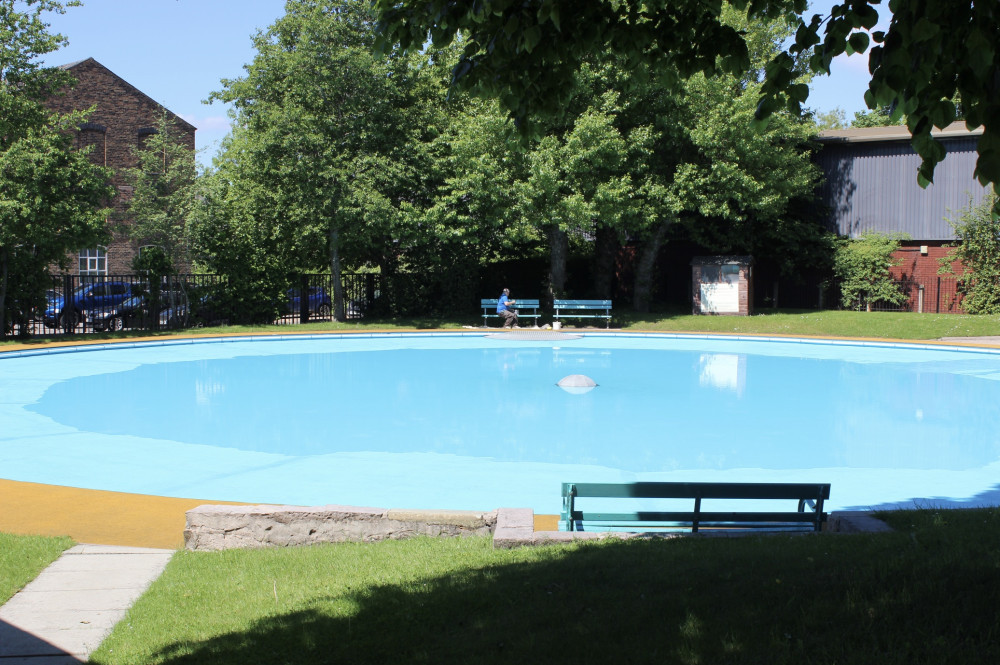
[{"left": 144, "top": 528, "right": 1000, "bottom": 665}]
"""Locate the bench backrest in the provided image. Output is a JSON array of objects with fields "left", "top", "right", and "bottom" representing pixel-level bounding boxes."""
[
  {"left": 561, "top": 481, "right": 830, "bottom": 533},
  {"left": 481, "top": 299, "right": 540, "bottom": 308},
  {"left": 567, "top": 482, "right": 830, "bottom": 501},
  {"left": 553, "top": 299, "right": 611, "bottom": 309}
]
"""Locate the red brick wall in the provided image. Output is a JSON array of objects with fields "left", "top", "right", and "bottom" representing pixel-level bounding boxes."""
[
  {"left": 890, "top": 242, "right": 965, "bottom": 313},
  {"left": 45, "top": 58, "right": 196, "bottom": 274}
]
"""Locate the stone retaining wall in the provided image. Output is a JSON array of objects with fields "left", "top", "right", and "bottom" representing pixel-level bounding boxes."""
[
  {"left": 185, "top": 506, "right": 892, "bottom": 551},
  {"left": 184, "top": 504, "right": 498, "bottom": 551}
]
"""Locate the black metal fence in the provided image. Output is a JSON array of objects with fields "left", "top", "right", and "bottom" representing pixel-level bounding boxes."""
[
  {"left": 16, "top": 272, "right": 383, "bottom": 337},
  {"left": 854, "top": 276, "right": 962, "bottom": 313}
]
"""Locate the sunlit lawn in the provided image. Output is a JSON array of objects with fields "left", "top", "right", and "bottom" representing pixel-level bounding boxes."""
[
  {"left": 4, "top": 308, "right": 1000, "bottom": 348},
  {"left": 0, "top": 533, "right": 74, "bottom": 605},
  {"left": 88, "top": 508, "right": 1000, "bottom": 665}
]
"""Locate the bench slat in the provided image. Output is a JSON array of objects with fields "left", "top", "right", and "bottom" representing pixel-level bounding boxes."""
[
  {"left": 569, "top": 511, "right": 821, "bottom": 523},
  {"left": 552, "top": 299, "right": 612, "bottom": 328},
  {"left": 568, "top": 481, "right": 830, "bottom": 501}
]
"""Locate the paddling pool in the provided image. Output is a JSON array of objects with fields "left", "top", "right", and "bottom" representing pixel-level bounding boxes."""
[{"left": 2, "top": 332, "right": 999, "bottom": 515}]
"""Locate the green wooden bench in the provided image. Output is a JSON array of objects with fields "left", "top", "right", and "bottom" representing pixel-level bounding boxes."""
[
  {"left": 552, "top": 299, "right": 612, "bottom": 328},
  {"left": 560, "top": 481, "right": 830, "bottom": 533},
  {"left": 480, "top": 298, "right": 541, "bottom": 327}
]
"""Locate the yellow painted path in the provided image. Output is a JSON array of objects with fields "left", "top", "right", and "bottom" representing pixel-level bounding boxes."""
[{"left": 0, "top": 479, "right": 244, "bottom": 549}]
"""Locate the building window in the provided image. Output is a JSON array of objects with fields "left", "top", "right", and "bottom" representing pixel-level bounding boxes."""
[{"left": 78, "top": 248, "right": 107, "bottom": 279}]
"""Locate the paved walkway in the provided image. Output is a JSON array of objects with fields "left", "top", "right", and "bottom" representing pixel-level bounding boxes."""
[{"left": 0, "top": 544, "right": 173, "bottom": 664}]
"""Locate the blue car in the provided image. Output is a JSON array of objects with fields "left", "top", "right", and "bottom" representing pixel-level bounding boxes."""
[
  {"left": 285, "top": 286, "right": 332, "bottom": 318},
  {"left": 43, "top": 282, "right": 138, "bottom": 328}
]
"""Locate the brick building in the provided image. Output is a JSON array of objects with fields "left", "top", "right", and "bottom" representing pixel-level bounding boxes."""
[
  {"left": 816, "top": 122, "right": 989, "bottom": 313},
  {"left": 45, "top": 58, "right": 196, "bottom": 276}
]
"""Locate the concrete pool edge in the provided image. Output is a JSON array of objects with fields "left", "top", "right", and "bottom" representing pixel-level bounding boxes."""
[{"left": 3, "top": 328, "right": 1000, "bottom": 360}]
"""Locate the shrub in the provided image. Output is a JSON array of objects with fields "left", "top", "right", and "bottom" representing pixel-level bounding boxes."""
[
  {"left": 939, "top": 192, "right": 1000, "bottom": 314},
  {"left": 833, "top": 231, "right": 909, "bottom": 311}
]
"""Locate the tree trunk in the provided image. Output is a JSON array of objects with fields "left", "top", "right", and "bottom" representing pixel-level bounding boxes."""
[
  {"left": 0, "top": 247, "right": 8, "bottom": 338},
  {"left": 633, "top": 221, "right": 669, "bottom": 312},
  {"left": 592, "top": 224, "right": 619, "bottom": 299},
  {"left": 329, "top": 226, "right": 345, "bottom": 321},
  {"left": 546, "top": 225, "right": 568, "bottom": 304}
]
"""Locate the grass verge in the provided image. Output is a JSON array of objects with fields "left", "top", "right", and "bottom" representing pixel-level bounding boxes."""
[
  {"left": 0, "top": 533, "right": 74, "bottom": 604},
  {"left": 90, "top": 508, "right": 1000, "bottom": 665},
  {"left": 4, "top": 308, "right": 1000, "bottom": 349}
]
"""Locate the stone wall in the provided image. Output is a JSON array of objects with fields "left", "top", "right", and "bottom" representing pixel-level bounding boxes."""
[{"left": 185, "top": 504, "right": 498, "bottom": 551}]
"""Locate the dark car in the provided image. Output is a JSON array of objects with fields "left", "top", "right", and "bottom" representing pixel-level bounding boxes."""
[
  {"left": 43, "top": 282, "right": 138, "bottom": 328},
  {"left": 85, "top": 295, "right": 150, "bottom": 331},
  {"left": 160, "top": 293, "right": 228, "bottom": 329},
  {"left": 285, "top": 286, "right": 332, "bottom": 318}
]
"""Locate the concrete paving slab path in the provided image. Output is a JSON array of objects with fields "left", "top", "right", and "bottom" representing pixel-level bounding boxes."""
[{"left": 0, "top": 544, "right": 173, "bottom": 664}]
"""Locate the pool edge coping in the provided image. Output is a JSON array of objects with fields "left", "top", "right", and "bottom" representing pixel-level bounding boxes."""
[{"left": 3, "top": 327, "right": 1000, "bottom": 360}]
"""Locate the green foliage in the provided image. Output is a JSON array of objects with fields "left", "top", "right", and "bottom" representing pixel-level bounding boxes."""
[
  {"left": 188, "top": 172, "right": 287, "bottom": 324},
  {"left": 0, "top": 1, "right": 114, "bottom": 338},
  {"left": 206, "top": 0, "right": 452, "bottom": 319},
  {"left": 812, "top": 108, "right": 846, "bottom": 131},
  {"left": 130, "top": 245, "right": 173, "bottom": 278},
  {"left": 120, "top": 112, "right": 200, "bottom": 273},
  {"left": 195, "top": 3, "right": 823, "bottom": 313},
  {"left": 939, "top": 192, "right": 1000, "bottom": 314},
  {"left": 850, "top": 106, "right": 905, "bottom": 128},
  {"left": 373, "top": 1, "right": 1000, "bottom": 194},
  {"left": 833, "top": 231, "right": 909, "bottom": 311}
]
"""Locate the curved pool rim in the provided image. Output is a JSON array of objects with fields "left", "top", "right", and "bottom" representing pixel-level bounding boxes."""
[{"left": 3, "top": 329, "right": 1000, "bottom": 516}]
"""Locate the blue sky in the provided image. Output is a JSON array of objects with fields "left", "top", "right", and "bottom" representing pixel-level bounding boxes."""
[{"left": 39, "top": 0, "right": 885, "bottom": 168}]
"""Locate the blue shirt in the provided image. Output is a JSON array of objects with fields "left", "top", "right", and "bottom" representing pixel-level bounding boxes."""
[{"left": 497, "top": 295, "right": 511, "bottom": 313}]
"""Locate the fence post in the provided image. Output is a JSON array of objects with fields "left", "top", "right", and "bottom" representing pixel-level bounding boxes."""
[
  {"left": 61, "top": 274, "right": 74, "bottom": 334},
  {"left": 300, "top": 274, "right": 310, "bottom": 324}
]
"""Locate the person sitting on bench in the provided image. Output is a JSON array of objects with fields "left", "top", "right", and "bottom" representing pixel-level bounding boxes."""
[{"left": 497, "top": 288, "right": 519, "bottom": 329}]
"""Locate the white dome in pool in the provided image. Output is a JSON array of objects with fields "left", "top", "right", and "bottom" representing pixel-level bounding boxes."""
[{"left": 557, "top": 374, "right": 597, "bottom": 394}]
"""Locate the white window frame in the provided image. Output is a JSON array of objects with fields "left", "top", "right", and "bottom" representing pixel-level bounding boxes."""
[{"left": 78, "top": 247, "right": 107, "bottom": 278}]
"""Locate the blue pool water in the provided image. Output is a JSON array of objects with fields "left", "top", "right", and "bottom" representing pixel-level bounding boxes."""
[{"left": 2, "top": 332, "right": 1000, "bottom": 515}]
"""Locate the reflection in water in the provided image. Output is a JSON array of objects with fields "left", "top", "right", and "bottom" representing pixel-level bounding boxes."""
[{"left": 698, "top": 353, "right": 746, "bottom": 394}]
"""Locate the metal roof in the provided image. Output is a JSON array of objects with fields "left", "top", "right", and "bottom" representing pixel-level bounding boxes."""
[{"left": 816, "top": 121, "right": 984, "bottom": 144}]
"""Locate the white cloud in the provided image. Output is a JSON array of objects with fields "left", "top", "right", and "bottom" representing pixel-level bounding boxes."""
[{"left": 180, "top": 114, "right": 232, "bottom": 132}]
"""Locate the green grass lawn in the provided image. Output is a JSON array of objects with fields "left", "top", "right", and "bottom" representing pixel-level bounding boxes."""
[
  {"left": 88, "top": 508, "right": 1000, "bottom": 665},
  {"left": 4, "top": 308, "right": 1000, "bottom": 348},
  {"left": 0, "top": 533, "right": 74, "bottom": 605}
]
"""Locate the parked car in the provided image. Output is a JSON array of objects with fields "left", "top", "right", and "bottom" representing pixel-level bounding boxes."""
[
  {"left": 285, "top": 286, "right": 332, "bottom": 318},
  {"left": 43, "top": 282, "right": 138, "bottom": 328},
  {"left": 85, "top": 295, "right": 150, "bottom": 331},
  {"left": 160, "top": 293, "right": 227, "bottom": 329}
]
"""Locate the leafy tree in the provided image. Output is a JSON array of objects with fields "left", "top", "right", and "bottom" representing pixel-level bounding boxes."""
[
  {"left": 939, "top": 192, "right": 1000, "bottom": 315},
  {"left": 628, "top": 9, "right": 821, "bottom": 310},
  {"left": 188, "top": 164, "right": 287, "bottom": 324},
  {"left": 851, "top": 105, "right": 903, "bottom": 128},
  {"left": 833, "top": 231, "right": 909, "bottom": 311},
  {"left": 373, "top": 1, "right": 1000, "bottom": 194},
  {"left": 208, "top": 0, "right": 433, "bottom": 320},
  {"left": 0, "top": 0, "right": 114, "bottom": 337},
  {"left": 813, "top": 108, "right": 846, "bottom": 131},
  {"left": 119, "top": 112, "right": 200, "bottom": 274}
]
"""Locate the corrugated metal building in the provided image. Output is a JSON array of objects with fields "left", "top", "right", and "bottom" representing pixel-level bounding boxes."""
[
  {"left": 816, "top": 122, "right": 988, "bottom": 240},
  {"left": 816, "top": 122, "right": 990, "bottom": 312}
]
